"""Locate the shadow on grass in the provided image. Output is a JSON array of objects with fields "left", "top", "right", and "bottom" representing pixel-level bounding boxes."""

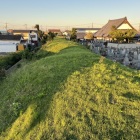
[
  {"left": 25, "top": 46, "right": 100, "bottom": 132},
  {"left": 0, "top": 45, "right": 101, "bottom": 138},
  {"left": 123, "top": 92, "right": 140, "bottom": 101},
  {"left": 33, "top": 49, "right": 56, "bottom": 60},
  {"left": 131, "top": 76, "right": 140, "bottom": 83}
]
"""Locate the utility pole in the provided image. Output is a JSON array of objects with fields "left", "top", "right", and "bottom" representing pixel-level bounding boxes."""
[{"left": 139, "top": 23, "right": 140, "bottom": 31}]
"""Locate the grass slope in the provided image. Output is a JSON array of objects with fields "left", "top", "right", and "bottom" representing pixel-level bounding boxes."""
[{"left": 0, "top": 37, "right": 140, "bottom": 140}]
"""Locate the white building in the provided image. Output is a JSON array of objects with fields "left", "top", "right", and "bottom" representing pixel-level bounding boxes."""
[{"left": 0, "top": 35, "right": 23, "bottom": 52}]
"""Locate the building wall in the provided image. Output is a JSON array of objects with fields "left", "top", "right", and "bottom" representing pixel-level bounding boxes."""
[
  {"left": 108, "top": 43, "right": 140, "bottom": 48},
  {"left": 85, "top": 30, "right": 98, "bottom": 33},
  {"left": 96, "top": 37, "right": 111, "bottom": 41},
  {"left": 117, "top": 23, "right": 132, "bottom": 29},
  {"left": 13, "top": 33, "right": 29, "bottom": 39},
  {"left": 0, "top": 41, "right": 20, "bottom": 52},
  {"left": 77, "top": 30, "right": 98, "bottom": 33}
]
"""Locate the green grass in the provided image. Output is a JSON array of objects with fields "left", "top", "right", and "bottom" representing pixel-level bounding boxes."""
[
  {"left": 0, "top": 55, "right": 8, "bottom": 67},
  {"left": 0, "top": 52, "right": 22, "bottom": 70},
  {"left": 0, "top": 37, "right": 140, "bottom": 140}
]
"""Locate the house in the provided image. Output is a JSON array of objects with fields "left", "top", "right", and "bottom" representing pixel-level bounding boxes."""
[
  {"left": 48, "top": 29, "right": 62, "bottom": 36},
  {"left": 74, "top": 28, "right": 100, "bottom": 40},
  {"left": 62, "top": 30, "right": 71, "bottom": 40},
  {"left": 94, "top": 17, "right": 136, "bottom": 41},
  {"left": 0, "top": 35, "right": 23, "bottom": 52},
  {"left": 0, "top": 35, "right": 23, "bottom": 43},
  {"left": 63, "top": 30, "right": 71, "bottom": 36},
  {"left": 0, "top": 30, "right": 9, "bottom": 35},
  {"left": 7, "top": 29, "right": 38, "bottom": 40}
]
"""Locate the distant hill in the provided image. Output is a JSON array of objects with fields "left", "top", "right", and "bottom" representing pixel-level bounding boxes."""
[{"left": 0, "top": 37, "right": 140, "bottom": 140}]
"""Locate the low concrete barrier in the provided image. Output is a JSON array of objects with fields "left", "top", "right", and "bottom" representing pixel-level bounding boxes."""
[{"left": 108, "top": 43, "right": 140, "bottom": 48}]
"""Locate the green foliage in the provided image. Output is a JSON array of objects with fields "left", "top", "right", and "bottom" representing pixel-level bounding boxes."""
[
  {"left": 37, "top": 30, "right": 44, "bottom": 40},
  {"left": 12, "top": 102, "right": 22, "bottom": 116},
  {"left": 109, "top": 26, "right": 136, "bottom": 43},
  {"left": 0, "top": 53, "right": 22, "bottom": 70},
  {"left": 0, "top": 37, "right": 140, "bottom": 140},
  {"left": 123, "top": 29, "right": 136, "bottom": 42},
  {"left": 34, "top": 24, "right": 40, "bottom": 31},
  {"left": 70, "top": 28, "right": 77, "bottom": 40},
  {"left": 41, "top": 34, "right": 48, "bottom": 44},
  {"left": 48, "top": 32, "right": 56, "bottom": 41},
  {"left": 22, "top": 48, "right": 34, "bottom": 60},
  {"left": 34, "top": 24, "right": 47, "bottom": 44}
]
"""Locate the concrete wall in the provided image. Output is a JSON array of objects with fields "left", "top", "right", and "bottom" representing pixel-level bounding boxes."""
[
  {"left": 0, "top": 41, "right": 19, "bottom": 52},
  {"left": 77, "top": 30, "right": 98, "bottom": 33},
  {"left": 108, "top": 43, "right": 140, "bottom": 48}
]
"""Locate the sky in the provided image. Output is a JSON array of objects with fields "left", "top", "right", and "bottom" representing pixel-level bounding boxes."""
[{"left": 0, "top": 0, "right": 140, "bottom": 31}]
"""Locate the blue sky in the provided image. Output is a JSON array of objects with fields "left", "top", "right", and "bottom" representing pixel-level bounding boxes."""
[{"left": 0, "top": 0, "right": 140, "bottom": 30}]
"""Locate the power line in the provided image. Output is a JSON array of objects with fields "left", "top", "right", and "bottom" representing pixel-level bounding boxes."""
[
  {"left": 0, "top": 21, "right": 105, "bottom": 31},
  {"left": 0, "top": 20, "right": 104, "bottom": 27}
]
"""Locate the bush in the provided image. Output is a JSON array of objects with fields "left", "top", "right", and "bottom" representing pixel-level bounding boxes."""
[
  {"left": 0, "top": 53, "right": 22, "bottom": 70},
  {"left": 22, "top": 48, "right": 34, "bottom": 60}
]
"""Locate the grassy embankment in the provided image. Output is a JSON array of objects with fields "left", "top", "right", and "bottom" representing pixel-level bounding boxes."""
[
  {"left": 0, "top": 37, "right": 140, "bottom": 140},
  {"left": 0, "top": 52, "right": 22, "bottom": 70}
]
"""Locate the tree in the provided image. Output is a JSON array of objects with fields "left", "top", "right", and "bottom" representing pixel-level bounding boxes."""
[
  {"left": 84, "top": 32, "right": 93, "bottom": 40},
  {"left": 124, "top": 29, "right": 136, "bottom": 43},
  {"left": 34, "top": 24, "right": 40, "bottom": 31},
  {"left": 70, "top": 28, "right": 77, "bottom": 40},
  {"left": 41, "top": 34, "right": 48, "bottom": 44},
  {"left": 48, "top": 32, "right": 56, "bottom": 41},
  {"left": 109, "top": 26, "right": 117, "bottom": 40},
  {"left": 34, "top": 24, "right": 44, "bottom": 41},
  {"left": 109, "top": 26, "right": 136, "bottom": 43},
  {"left": 38, "top": 30, "right": 44, "bottom": 40}
]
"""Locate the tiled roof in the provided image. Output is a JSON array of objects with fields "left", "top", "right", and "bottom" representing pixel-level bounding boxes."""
[
  {"left": 8, "top": 29, "right": 37, "bottom": 34},
  {"left": 0, "top": 35, "right": 22, "bottom": 40},
  {"left": 74, "top": 28, "right": 101, "bottom": 30},
  {"left": 48, "top": 29, "right": 61, "bottom": 32},
  {"left": 64, "top": 30, "right": 71, "bottom": 32},
  {"left": 94, "top": 17, "right": 135, "bottom": 37},
  {"left": 76, "top": 33, "right": 86, "bottom": 39}
]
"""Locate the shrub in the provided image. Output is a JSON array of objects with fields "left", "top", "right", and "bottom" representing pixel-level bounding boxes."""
[
  {"left": 0, "top": 53, "right": 22, "bottom": 70},
  {"left": 22, "top": 48, "right": 34, "bottom": 60}
]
